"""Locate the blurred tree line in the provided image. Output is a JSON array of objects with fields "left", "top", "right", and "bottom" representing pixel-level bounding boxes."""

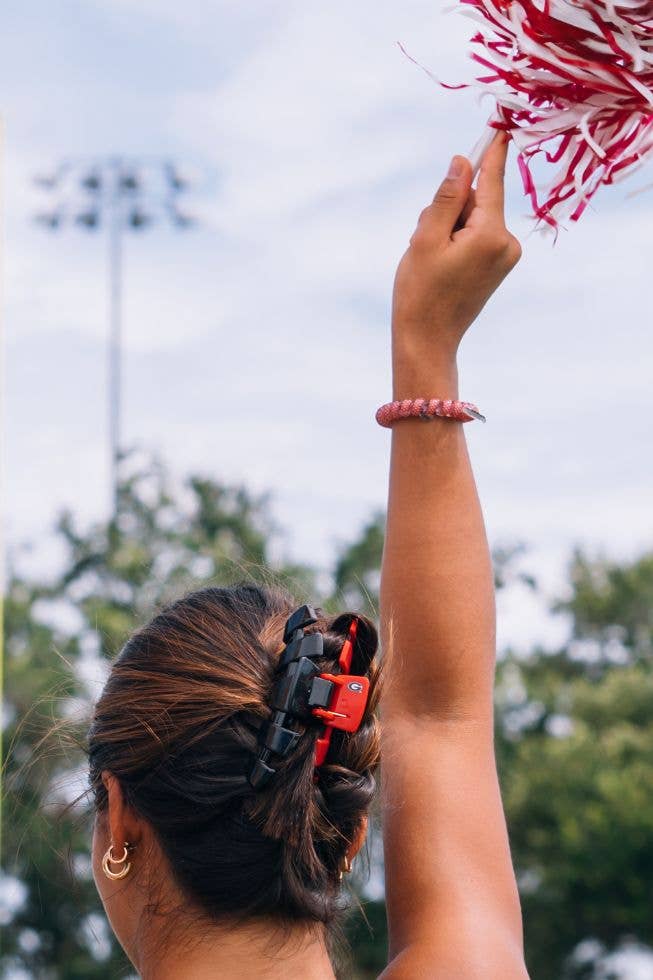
[{"left": 3, "top": 453, "right": 653, "bottom": 980}]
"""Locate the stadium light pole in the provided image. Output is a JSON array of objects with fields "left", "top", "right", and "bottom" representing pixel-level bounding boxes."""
[{"left": 33, "top": 156, "right": 196, "bottom": 517}]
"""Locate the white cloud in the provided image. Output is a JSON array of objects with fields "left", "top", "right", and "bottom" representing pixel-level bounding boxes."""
[{"left": 4, "top": 0, "right": 653, "bottom": 653}]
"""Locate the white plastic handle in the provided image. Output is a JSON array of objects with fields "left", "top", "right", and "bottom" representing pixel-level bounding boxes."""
[{"left": 468, "top": 116, "right": 499, "bottom": 177}]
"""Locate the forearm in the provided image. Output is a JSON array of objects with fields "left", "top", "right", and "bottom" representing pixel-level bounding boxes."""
[
  {"left": 377, "top": 137, "right": 524, "bottom": 970},
  {"left": 380, "top": 340, "right": 496, "bottom": 721}
]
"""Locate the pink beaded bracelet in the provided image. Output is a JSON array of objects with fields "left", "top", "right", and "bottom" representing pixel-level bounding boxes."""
[{"left": 375, "top": 398, "right": 486, "bottom": 427}]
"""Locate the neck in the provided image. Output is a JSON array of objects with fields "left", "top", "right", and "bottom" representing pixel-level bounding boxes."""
[{"left": 137, "top": 916, "right": 336, "bottom": 980}]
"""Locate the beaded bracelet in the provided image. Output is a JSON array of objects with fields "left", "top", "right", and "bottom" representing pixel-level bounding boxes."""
[{"left": 375, "top": 398, "right": 486, "bottom": 427}]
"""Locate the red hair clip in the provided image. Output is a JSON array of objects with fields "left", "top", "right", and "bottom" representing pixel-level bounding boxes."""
[{"left": 314, "top": 617, "right": 370, "bottom": 768}]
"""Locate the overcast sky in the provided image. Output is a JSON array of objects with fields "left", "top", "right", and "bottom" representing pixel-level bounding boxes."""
[{"left": 3, "top": 0, "right": 652, "bottom": 653}]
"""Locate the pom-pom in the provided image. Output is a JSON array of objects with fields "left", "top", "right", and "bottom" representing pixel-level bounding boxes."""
[{"left": 450, "top": 0, "right": 653, "bottom": 228}]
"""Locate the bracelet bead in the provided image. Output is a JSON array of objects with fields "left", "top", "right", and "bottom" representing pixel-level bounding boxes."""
[{"left": 375, "top": 398, "right": 485, "bottom": 427}]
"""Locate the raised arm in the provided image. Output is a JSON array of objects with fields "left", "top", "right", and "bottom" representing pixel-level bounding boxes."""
[{"left": 379, "top": 135, "right": 529, "bottom": 979}]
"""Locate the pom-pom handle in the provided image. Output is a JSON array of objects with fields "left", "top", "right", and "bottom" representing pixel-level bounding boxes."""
[{"left": 469, "top": 117, "right": 499, "bottom": 177}]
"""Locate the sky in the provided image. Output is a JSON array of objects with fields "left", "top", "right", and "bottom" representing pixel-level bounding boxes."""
[{"left": 3, "top": 0, "right": 653, "bottom": 655}]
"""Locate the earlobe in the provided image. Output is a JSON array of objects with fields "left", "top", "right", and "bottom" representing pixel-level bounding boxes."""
[
  {"left": 350, "top": 814, "right": 369, "bottom": 860},
  {"left": 340, "top": 817, "right": 369, "bottom": 882}
]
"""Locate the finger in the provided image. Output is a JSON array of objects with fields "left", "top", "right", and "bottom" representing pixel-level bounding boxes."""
[
  {"left": 428, "top": 155, "right": 474, "bottom": 241},
  {"left": 454, "top": 187, "right": 477, "bottom": 232},
  {"left": 475, "top": 131, "right": 509, "bottom": 222}
]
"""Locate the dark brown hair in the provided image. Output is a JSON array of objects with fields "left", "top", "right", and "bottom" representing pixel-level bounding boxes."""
[{"left": 87, "top": 583, "right": 381, "bottom": 935}]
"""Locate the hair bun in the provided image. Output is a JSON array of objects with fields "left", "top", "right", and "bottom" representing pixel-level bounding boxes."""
[{"left": 328, "top": 613, "right": 378, "bottom": 676}]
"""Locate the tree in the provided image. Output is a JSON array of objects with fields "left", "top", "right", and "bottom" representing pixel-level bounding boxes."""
[
  {"left": 3, "top": 452, "right": 318, "bottom": 979},
  {"left": 496, "top": 547, "right": 653, "bottom": 980},
  {"left": 2, "top": 568, "right": 100, "bottom": 977},
  {"left": 8, "top": 451, "right": 653, "bottom": 980},
  {"left": 331, "top": 512, "right": 385, "bottom": 617},
  {"left": 553, "top": 546, "right": 653, "bottom": 662}
]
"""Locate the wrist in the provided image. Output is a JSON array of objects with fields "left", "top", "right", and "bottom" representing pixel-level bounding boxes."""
[{"left": 391, "top": 334, "right": 459, "bottom": 401}]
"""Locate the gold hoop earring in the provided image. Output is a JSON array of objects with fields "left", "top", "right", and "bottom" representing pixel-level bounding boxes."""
[
  {"left": 102, "top": 842, "right": 133, "bottom": 881},
  {"left": 338, "top": 854, "right": 353, "bottom": 882}
]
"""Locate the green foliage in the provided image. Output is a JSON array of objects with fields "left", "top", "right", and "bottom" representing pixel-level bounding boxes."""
[
  {"left": 3, "top": 572, "right": 119, "bottom": 976},
  {"left": 332, "top": 512, "right": 385, "bottom": 618},
  {"left": 3, "top": 453, "right": 319, "bottom": 978},
  {"left": 496, "top": 547, "right": 653, "bottom": 979},
  {"left": 344, "top": 899, "right": 388, "bottom": 979},
  {"left": 493, "top": 541, "right": 540, "bottom": 593},
  {"left": 5, "top": 456, "right": 653, "bottom": 979},
  {"left": 51, "top": 456, "right": 316, "bottom": 658},
  {"left": 553, "top": 546, "right": 653, "bottom": 660}
]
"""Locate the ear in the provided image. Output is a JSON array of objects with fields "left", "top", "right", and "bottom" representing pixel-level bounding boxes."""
[
  {"left": 348, "top": 814, "right": 369, "bottom": 861},
  {"left": 102, "top": 771, "right": 143, "bottom": 852}
]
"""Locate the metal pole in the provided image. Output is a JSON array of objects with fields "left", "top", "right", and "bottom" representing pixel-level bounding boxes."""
[
  {"left": 108, "top": 160, "right": 122, "bottom": 517},
  {"left": 33, "top": 154, "right": 196, "bottom": 516}
]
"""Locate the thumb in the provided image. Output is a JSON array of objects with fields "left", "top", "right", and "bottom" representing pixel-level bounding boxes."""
[{"left": 430, "top": 155, "right": 473, "bottom": 239}]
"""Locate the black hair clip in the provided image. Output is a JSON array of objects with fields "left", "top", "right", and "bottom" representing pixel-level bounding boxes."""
[
  {"left": 249, "top": 605, "right": 322, "bottom": 790},
  {"left": 278, "top": 604, "right": 323, "bottom": 669},
  {"left": 283, "top": 604, "right": 318, "bottom": 643}
]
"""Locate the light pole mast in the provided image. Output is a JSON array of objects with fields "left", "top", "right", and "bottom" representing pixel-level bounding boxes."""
[
  {"left": 34, "top": 156, "right": 196, "bottom": 517},
  {"left": 108, "top": 161, "right": 123, "bottom": 516}
]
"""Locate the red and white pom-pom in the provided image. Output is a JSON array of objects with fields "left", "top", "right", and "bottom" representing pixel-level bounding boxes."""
[{"left": 450, "top": 0, "right": 653, "bottom": 228}]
